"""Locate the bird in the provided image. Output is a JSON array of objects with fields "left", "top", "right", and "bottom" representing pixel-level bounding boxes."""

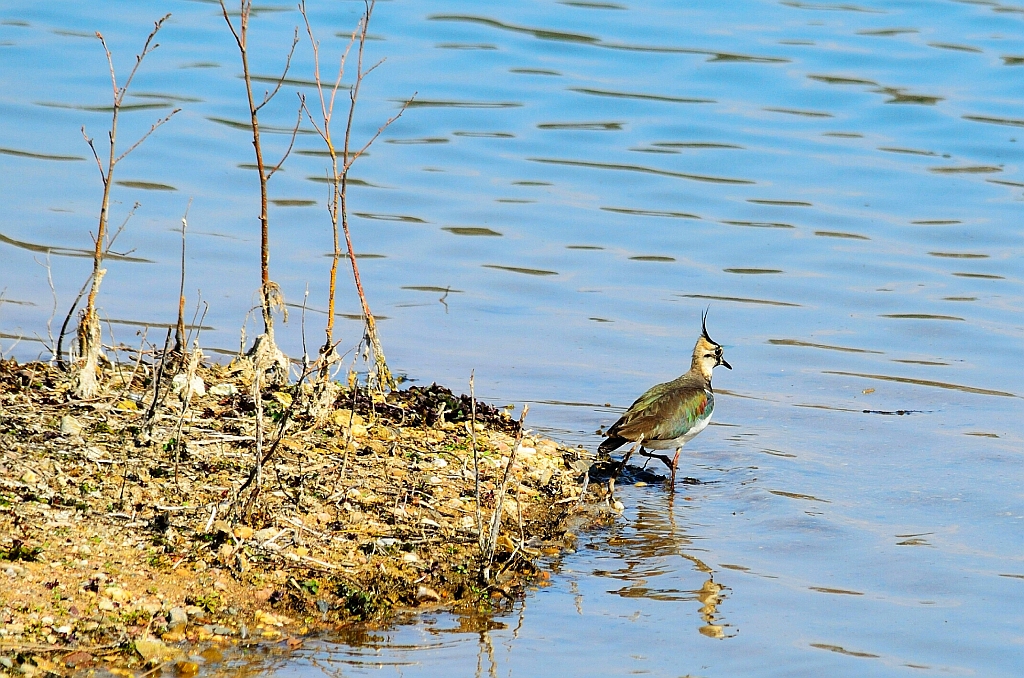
[{"left": 599, "top": 310, "right": 731, "bottom": 484}]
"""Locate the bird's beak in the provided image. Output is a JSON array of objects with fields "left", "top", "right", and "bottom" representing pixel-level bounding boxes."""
[{"left": 719, "top": 357, "right": 732, "bottom": 370}]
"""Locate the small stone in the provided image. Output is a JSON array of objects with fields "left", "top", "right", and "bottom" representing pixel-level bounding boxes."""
[
  {"left": 97, "top": 597, "right": 116, "bottom": 611},
  {"left": 4, "top": 567, "right": 16, "bottom": 578},
  {"left": 402, "top": 552, "right": 419, "bottom": 563},
  {"left": 135, "top": 636, "right": 183, "bottom": 663},
  {"left": 167, "top": 606, "right": 188, "bottom": 628},
  {"left": 59, "top": 415, "right": 83, "bottom": 435},
  {"left": 20, "top": 469, "right": 41, "bottom": 484},
  {"left": 55, "top": 625, "right": 72, "bottom": 635},
  {"left": 416, "top": 585, "right": 442, "bottom": 603},
  {"left": 171, "top": 373, "right": 206, "bottom": 397},
  {"left": 175, "top": 660, "right": 200, "bottom": 676},
  {"left": 239, "top": 624, "right": 249, "bottom": 640},
  {"left": 209, "top": 383, "right": 238, "bottom": 397},
  {"left": 63, "top": 651, "right": 93, "bottom": 669},
  {"left": 40, "top": 616, "right": 54, "bottom": 626},
  {"left": 233, "top": 525, "right": 254, "bottom": 540},
  {"left": 254, "top": 528, "right": 278, "bottom": 542},
  {"left": 213, "top": 581, "right": 228, "bottom": 592},
  {"left": 141, "top": 601, "right": 162, "bottom": 615},
  {"left": 211, "top": 625, "right": 232, "bottom": 636},
  {"left": 105, "top": 586, "right": 130, "bottom": 603},
  {"left": 0, "top": 657, "right": 12, "bottom": 669},
  {"left": 199, "top": 648, "right": 224, "bottom": 663},
  {"left": 331, "top": 409, "right": 364, "bottom": 428}
]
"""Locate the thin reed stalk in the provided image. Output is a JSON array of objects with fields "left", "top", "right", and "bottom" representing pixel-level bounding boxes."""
[
  {"left": 72, "top": 16, "right": 179, "bottom": 398},
  {"left": 218, "top": 0, "right": 301, "bottom": 385},
  {"left": 299, "top": 0, "right": 414, "bottom": 395}
]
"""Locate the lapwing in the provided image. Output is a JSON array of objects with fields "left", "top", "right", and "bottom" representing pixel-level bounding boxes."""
[{"left": 599, "top": 311, "right": 731, "bottom": 484}]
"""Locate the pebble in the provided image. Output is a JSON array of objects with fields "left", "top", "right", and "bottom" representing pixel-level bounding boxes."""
[
  {"left": 141, "top": 601, "right": 163, "bottom": 615},
  {"left": 167, "top": 606, "right": 188, "bottom": 628},
  {"left": 59, "top": 415, "right": 83, "bottom": 435},
  {"left": 97, "top": 597, "right": 115, "bottom": 611},
  {"left": 171, "top": 373, "right": 206, "bottom": 397},
  {"left": 20, "top": 469, "right": 39, "bottom": 484},
  {"left": 175, "top": 660, "right": 200, "bottom": 676},
  {"left": 415, "top": 585, "right": 441, "bottom": 602},
  {"left": 0, "top": 657, "right": 12, "bottom": 669},
  {"left": 209, "top": 383, "right": 238, "bottom": 397},
  {"left": 253, "top": 528, "right": 278, "bottom": 542},
  {"left": 62, "top": 651, "right": 93, "bottom": 669},
  {"left": 105, "top": 586, "right": 130, "bottom": 603}
]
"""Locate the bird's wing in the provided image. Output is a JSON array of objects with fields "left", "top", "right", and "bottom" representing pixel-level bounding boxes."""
[{"left": 609, "top": 380, "right": 714, "bottom": 444}]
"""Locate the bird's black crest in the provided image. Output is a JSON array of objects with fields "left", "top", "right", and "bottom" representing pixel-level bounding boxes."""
[{"left": 701, "top": 307, "right": 718, "bottom": 346}]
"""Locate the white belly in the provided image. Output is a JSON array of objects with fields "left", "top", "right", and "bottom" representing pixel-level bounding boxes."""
[{"left": 644, "top": 414, "right": 712, "bottom": 450}]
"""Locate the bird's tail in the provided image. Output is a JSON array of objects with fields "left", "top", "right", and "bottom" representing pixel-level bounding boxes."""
[{"left": 598, "top": 435, "right": 628, "bottom": 456}]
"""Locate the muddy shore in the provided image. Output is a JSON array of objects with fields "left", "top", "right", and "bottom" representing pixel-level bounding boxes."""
[{"left": 0, "top": 357, "right": 609, "bottom": 675}]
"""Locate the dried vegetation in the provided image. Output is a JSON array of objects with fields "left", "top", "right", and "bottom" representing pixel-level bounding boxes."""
[{"left": 0, "top": 357, "right": 607, "bottom": 674}]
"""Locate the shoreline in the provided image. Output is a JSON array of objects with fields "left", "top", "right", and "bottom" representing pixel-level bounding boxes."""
[{"left": 0, "top": 357, "right": 610, "bottom": 674}]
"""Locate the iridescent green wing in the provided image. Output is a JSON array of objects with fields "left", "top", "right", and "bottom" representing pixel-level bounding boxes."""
[{"left": 614, "top": 380, "right": 713, "bottom": 444}]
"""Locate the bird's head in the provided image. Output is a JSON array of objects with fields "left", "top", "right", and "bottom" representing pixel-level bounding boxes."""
[{"left": 692, "top": 309, "right": 732, "bottom": 379}]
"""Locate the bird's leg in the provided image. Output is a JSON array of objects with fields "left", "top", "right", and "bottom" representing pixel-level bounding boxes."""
[
  {"left": 671, "top": 448, "right": 681, "bottom": 486},
  {"left": 638, "top": 449, "right": 675, "bottom": 476}
]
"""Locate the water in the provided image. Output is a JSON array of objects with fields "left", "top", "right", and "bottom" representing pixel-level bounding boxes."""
[{"left": 2, "top": 0, "right": 1023, "bottom": 675}]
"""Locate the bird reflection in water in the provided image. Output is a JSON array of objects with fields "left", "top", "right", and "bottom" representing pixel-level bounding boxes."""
[{"left": 598, "top": 492, "right": 736, "bottom": 639}]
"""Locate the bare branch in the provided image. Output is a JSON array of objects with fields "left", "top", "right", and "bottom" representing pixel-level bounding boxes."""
[
  {"left": 115, "top": 108, "right": 181, "bottom": 164},
  {"left": 119, "top": 14, "right": 172, "bottom": 103},
  {"left": 255, "top": 27, "right": 300, "bottom": 113},
  {"left": 217, "top": 0, "right": 244, "bottom": 51},
  {"left": 361, "top": 57, "right": 386, "bottom": 81},
  {"left": 343, "top": 94, "right": 414, "bottom": 171},
  {"left": 95, "top": 32, "right": 117, "bottom": 102},
  {"left": 81, "top": 127, "right": 107, "bottom": 186},
  {"left": 298, "top": 93, "right": 327, "bottom": 142},
  {"left": 106, "top": 202, "right": 141, "bottom": 252},
  {"left": 267, "top": 103, "right": 302, "bottom": 179}
]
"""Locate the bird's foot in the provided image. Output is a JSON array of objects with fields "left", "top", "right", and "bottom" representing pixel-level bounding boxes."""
[{"left": 680, "top": 476, "right": 702, "bottom": 485}]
